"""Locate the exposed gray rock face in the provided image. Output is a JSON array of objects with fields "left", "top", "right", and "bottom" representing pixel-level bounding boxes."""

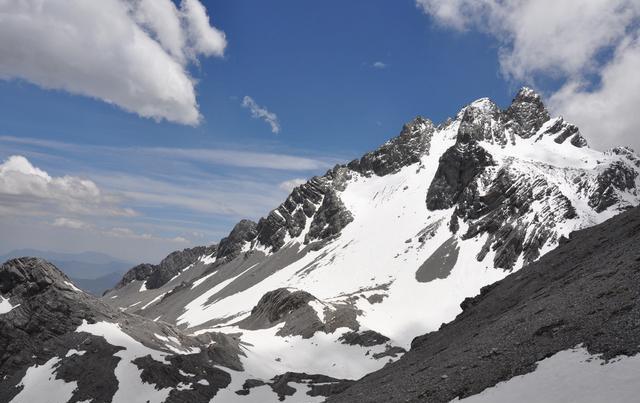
[
  {"left": 456, "top": 100, "right": 507, "bottom": 145},
  {"left": 215, "top": 219, "right": 258, "bottom": 261},
  {"left": 236, "top": 288, "right": 360, "bottom": 339},
  {"left": 0, "top": 258, "right": 242, "bottom": 403},
  {"left": 609, "top": 146, "right": 640, "bottom": 167},
  {"left": 0, "top": 258, "right": 108, "bottom": 402},
  {"left": 237, "top": 372, "right": 355, "bottom": 400},
  {"left": 112, "top": 245, "right": 217, "bottom": 291},
  {"left": 256, "top": 168, "right": 355, "bottom": 253},
  {"left": 347, "top": 116, "right": 435, "bottom": 176},
  {"left": 304, "top": 189, "right": 354, "bottom": 245},
  {"left": 426, "top": 136, "right": 495, "bottom": 212},
  {"left": 462, "top": 165, "right": 577, "bottom": 270},
  {"left": 425, "top": 88, "right": 614, "bottom": 271},
  {"left": 504, "top": 87, "right": 550, "bottom": 137},
  {"left": 113, "top": 263, "right": 155, "bottom": 290},
  {"left": 133, "top": 355, "right": 231, "bottom": 403},
  {"left": 537, "top": 117, "right": 588, "bottom": 147},
  {"left": 255, "top": 176, "right": 332, "bottom": 252},
  {"left": 588, "top": 161, "right": 638, "bottom": 212},
  {"left": 237, "top": 288, "right": 323, "bottom": 338},
  {"left": 242, "top": 288, "right": 316, "bottom": 326},
  {"left": 328, "top": 206, "right": 640, "bottom": 403},
  {"left": 339, "top": 330, "right": 389, "bottom": 347}
]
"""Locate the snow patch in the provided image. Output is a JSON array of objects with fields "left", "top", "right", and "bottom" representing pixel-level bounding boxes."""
[
  {"left": 76, "top": 320, "right": 170, "bottom": 403},
  {"left": 63, "top": 281, "right": 83, "bottom": 293},
  {"left": 140, "top": 292, "right": 167, "bottom": 310},
  {"left": 65, "top": 349, "right": 86, "bottom": 357},
  {"left": 10, "top": 357, "right": 77, "bottom": 403},
  {"left": 0, "top": 296, "right": 18, "bottom": 314},
  {"left": 455, "top": 347, "right": 640, "bottom": 403}
]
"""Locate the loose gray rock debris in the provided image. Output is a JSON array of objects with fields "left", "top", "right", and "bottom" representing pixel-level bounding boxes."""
[{"left": 111, "top": 245, "right": 217, "bottom": 292}]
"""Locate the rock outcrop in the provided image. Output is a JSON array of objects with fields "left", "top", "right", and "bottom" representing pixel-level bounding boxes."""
[
  {"left": 504, "top": 87, "right": 550, "bottom": 137},
  {"left": 112, "top": 245, "right": 217, "bottom": 291},
  {"left": 348, "top": 116, "right": 435, "bottom": 176},
  {"left": 426, "top": 136, "right": 495, "bottom": 212},
  {"left": 236, "top": 288, "right": 360, "bottom": 338}
]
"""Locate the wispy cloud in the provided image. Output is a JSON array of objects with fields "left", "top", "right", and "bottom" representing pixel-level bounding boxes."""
[
  {"left": 52, "top": 217, "right": 92, "bottom": 230},
  {"left": 0, "top": 0, "right": 226, "bottom": 125},
  {"left": 104, "top": 227, "right": 188, "bottom": 244},
  {"left": 241, "top": 96, "right": 281, "bottom": 134},
  {"left": 372, "top": 61, "right": 387, "bottom": 69},
  {"left": 0, "top": 136, "right": 331, "bottom": 171}
]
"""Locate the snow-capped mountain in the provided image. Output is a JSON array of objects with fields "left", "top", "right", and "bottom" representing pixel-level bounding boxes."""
[{"left": 1, "top": 88, "right": 639, "bottom": 402}]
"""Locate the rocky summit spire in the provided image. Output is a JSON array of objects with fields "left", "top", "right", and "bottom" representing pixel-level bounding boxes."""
[{"left": 505, "top": 86, "right": 550, "bottom": 138}]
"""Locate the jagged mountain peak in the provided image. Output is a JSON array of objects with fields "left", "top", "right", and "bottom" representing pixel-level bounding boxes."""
[
  {"left": 451, "top": 86, "right": 589, "bottom": 150},
  {"left": 513, "top": 85, "right": 543, "bottom": 101},
  {"left": 400, "top": 115, "right": 433, "bottom": 136},
  {"left": 504, "top": 86, "right": 550, "bottom": 138}
]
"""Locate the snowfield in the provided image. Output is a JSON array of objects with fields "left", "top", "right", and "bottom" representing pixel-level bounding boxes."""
[{"left": 455, "top": 347, "right": 640, "bottom": 403}]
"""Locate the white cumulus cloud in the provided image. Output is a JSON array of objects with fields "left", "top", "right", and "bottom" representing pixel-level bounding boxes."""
[
  {"left": 0, "top": 155, "right": 134, "bottom": 217},
  {"left": 416, "top": 0, "right": 640, "bottom": 151},
  {"left": 0, "top": 0, "right": 226, "bottom": 125},
  {"left": 242, "top": 96, "right": 281, "bottom": 134}
]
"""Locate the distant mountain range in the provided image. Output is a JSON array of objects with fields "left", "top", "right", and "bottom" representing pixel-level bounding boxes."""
[{"left": 0, "top": 249, "right": 131, "bottom": 295}]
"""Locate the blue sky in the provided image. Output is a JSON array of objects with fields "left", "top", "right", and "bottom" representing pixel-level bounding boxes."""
[{"left": 0, "top": 0, "right": 638, "bottom": 262}]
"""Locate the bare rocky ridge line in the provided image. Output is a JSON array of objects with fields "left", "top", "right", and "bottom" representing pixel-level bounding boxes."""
[{"left": 111, "top": 245, "right": 217, "bottom": 292}]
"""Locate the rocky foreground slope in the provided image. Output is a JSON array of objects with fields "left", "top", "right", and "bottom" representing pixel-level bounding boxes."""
[{"left": 329, "top": 205, "right": 640, "bottom": 403}]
